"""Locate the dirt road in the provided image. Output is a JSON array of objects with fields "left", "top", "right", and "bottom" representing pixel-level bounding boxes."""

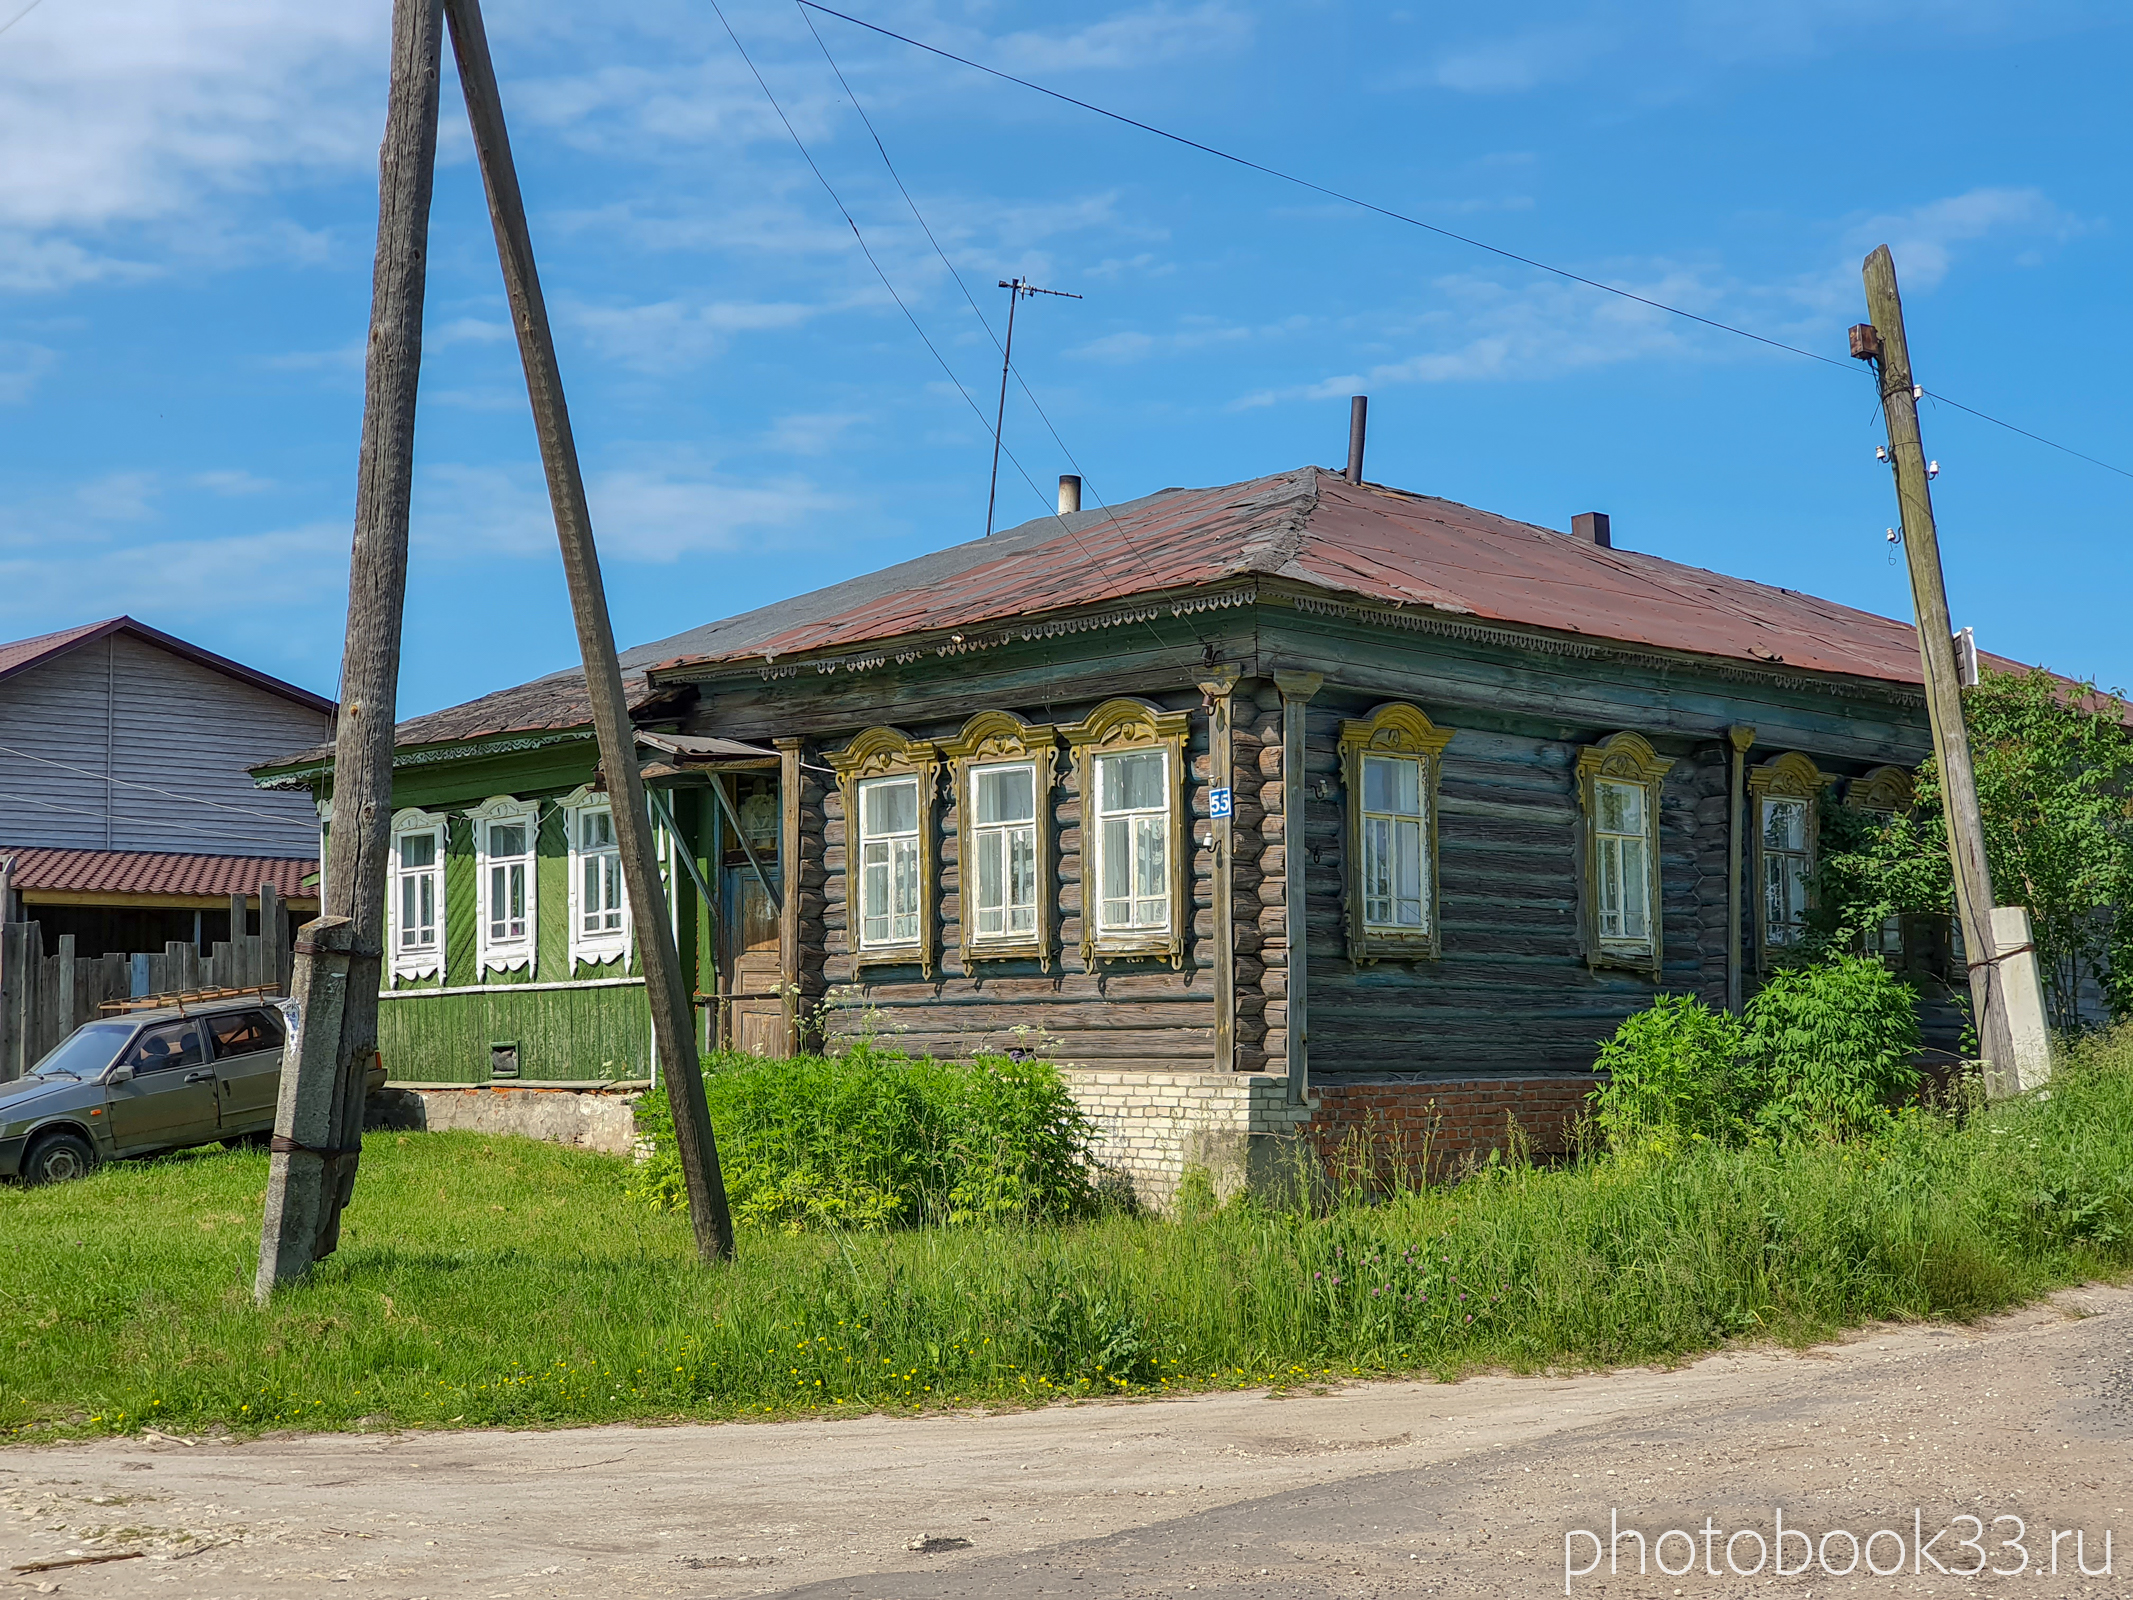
[{"left": 3, "top": 1284, "right": 2126, "bottom": 1598}]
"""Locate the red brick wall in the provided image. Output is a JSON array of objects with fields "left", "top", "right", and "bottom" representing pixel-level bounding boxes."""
[{"left": 1306, "top": 1076, "right": 1600, "bottom": 1185}]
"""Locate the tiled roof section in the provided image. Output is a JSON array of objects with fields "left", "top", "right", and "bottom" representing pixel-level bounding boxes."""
[
  {"left": 3, "top": 848, "right": 319, "bottom": 901},
  {"left": 0, "top": 617, "right": 335, "bottom": 712},
  {"left": 258, "top": 671, "right": 690, "bottom": 774},
  {"left": 656, "top": 467, "right": 2026, "bottom": 688},
  {"left": 0, "top": 619, "right": 110, "bottom": 682}
]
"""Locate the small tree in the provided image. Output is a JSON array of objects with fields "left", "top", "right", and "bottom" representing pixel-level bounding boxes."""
[
  {"left": 1742, "top": 956, "right": 1921, "bottom": 1142},
  {"left": 1592, "top": 995, "right": 1750, "bottom": 1152},
  {"left": 1810, "top": 667, "right": 2133, "bottom": 1031}
]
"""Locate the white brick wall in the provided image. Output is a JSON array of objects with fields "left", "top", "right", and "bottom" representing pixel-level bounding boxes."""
[{"left": 1057, "top": 1068, "right": 1316, "bottom": 1212}]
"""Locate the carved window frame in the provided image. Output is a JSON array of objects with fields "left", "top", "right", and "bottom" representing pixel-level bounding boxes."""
[
  {"left": 1337, "top": 703, "right": 1454, "bottom": 964},
  {"left": 560, "top": 782, "right": 631, "bottom": 972},
  {"left": 941, "top": 711, "right": 1057, "bottom": 970},
  {"left": 828, "top": 726, "right": 941, "bottom": 977},
  {"left": 387, "top": 806, "right": 449, "bottom": 983},
  {"left": 1845, "top": 765, "right": 1929, "bottom": 968},
  {"left": 1574, "top": 732, "right": 1675, "bottom": 977},
  {"left": 1747, "top": 751, "right": 1829, "bottom": 964},
  {"left": 1063, "top": 698, "right": 1192, "bottom": 969},
  {"left": 472, "top": 794, "right": 540, "bottom": 978}
]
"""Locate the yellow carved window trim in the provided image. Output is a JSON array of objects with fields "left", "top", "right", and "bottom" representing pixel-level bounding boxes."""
[
  {"left": 1846, "top": 765, "right": 1915, "bottom": 814},
  {"left": 1062, "top": 698, "right": 1192, "bottom": 970},
  {"left": 1746, "top": 751, "right": 1829, "bottom": 964},
  {"left": 827, "top": 726, "right": 941, "bottom": 978},
  {"left": 1574, "top": 731, "right": 1674, "bottom": 977},
  {"left": 941, "top": 711, "right": 1058, "bottom": 971},
  {"left": 1337, "top": 703, "right": 1454, "bottom": 964}
]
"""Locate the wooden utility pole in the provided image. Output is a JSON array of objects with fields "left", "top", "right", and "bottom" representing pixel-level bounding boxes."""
[
  {"left": 444, "top": 0, "right": 734, "bottom": 1258},
  {"left": 1855, "top": 245, "right": 2018, "bottom": 1093},
  {"left": 258, "top": 0, "right": 444, "bottom": 1297}
]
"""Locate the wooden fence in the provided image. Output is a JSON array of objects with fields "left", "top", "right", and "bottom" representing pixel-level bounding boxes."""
[{"left": 0, "top": 885, "right": 292, "bottom": 1083}]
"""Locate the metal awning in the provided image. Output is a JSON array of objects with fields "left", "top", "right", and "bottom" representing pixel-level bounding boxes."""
[{"left": 634, "top": 730, "right": 781, "bottom": 780}]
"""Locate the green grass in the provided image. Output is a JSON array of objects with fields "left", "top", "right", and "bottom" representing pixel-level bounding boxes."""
[{"left": 5, "top": 1034, "right": 2131, "bottom": 1443}]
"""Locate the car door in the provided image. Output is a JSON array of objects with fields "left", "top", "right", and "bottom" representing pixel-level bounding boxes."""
[
  {"left": 104, "top": 1020, "right": 220, "bottom": 1154},
  {"left": 205, "top": 1008, "right": 286, "bottom": 1133}
]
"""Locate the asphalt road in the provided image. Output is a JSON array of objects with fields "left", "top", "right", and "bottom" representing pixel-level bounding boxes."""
[{"left": 3, "top": 1284, "right": 2125, "bottom": 1600}]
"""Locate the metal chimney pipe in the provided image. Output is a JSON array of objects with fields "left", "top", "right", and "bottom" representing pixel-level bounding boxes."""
[
  {"left": 1057, "top": 474, "right": 1082, "bottom": 515},
  {"left": 1346, "top": 395, "right": 1367, "bottom": 485},
  {"left": 1573, "top": 511, "right": 1612, "bottom": 549}
]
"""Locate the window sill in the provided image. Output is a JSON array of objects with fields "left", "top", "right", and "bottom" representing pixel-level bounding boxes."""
[
  {"left": 963, "top": 937, "right": 1050, "bottom": 967},
  {"left": 1351, "top": 928, "right": 1440, "bottom": 964}
]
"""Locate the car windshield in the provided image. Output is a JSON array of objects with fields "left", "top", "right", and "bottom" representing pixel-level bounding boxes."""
[{"left": 26, "top": 1021, "right": 138, "bottom": 1080}]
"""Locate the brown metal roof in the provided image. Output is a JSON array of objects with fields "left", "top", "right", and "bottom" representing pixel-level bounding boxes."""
[
  {"left": 653, "top": 467, "right": 2027, "bottom": 687},
  {"left": 0, "top": 617, "right": 335, "bottom": 713},
  {"left": 3, "top": 848, "right": 319, "bottom": 902}
]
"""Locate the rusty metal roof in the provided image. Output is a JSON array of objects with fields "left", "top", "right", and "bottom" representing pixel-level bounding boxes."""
[
  {"left": 0, "top": 617, "right": 335, "bottom": 713},
  {"left": 651, "top": 467, "right": 2025, "bottom": 687},
  {"left": 4, "top": 847, "right": 318, "bottom": 902}
]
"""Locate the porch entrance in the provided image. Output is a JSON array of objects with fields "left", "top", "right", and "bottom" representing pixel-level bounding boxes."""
[{"left": 716, "top": 772, "right": 787, "bottom": 1058}]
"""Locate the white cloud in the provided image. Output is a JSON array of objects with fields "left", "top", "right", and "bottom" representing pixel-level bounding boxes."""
[
  {"left": 1421, "top": 24, "right": 1613, "bottom": 93},
  {"left": 757, "top": 411, "right": 867, "bottom": 456},
  {"left": 563, "top": 295, "right": 828, "bottom": 373},
  {"left": 0, "top": 340, "right": 56, "bottom": 403},
  {"left": 0, "top": 522, "right": 349, "bottom": 636},
  {"left": 0, "top": 1, "right": 385, "bottom": 277},
  {"left": 988, "top": 3, "right": 1254, "bottom": 72},
  {"left": 190, "top": 469, "right": 277, "bottom": 496},
  {"left": 415, "top": 458, "right": 845, "bottom": 561}
]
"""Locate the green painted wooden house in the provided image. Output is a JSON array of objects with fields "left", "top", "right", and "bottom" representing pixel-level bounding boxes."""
[{"left": 254, "top": 463, "right": 1995, "bottom": 1167}]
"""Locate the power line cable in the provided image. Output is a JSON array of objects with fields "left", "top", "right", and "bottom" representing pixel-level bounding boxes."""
[
  {"left": 797, "top": 0, "right": 2133, "bottom": 484},
  {"left": 706, "top": 0, "right": 1196, "bottom": 655},
  {"left": 0, "top": 741, "right": 313, "bottom": 828},
  {"left": 0, "top": 0, "right": 46, "bottom": 39},
  {"left": 792, "top": 2, "right": 1183, "bottom": 581},
  {"left": 795, "top": 0, "right": 1858, "bottom": 374}
]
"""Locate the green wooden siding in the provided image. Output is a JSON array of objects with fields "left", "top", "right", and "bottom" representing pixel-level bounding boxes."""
[
  {"left": 445, "top": 815, "right": 477, "bottom": 988},
  {"left": 536, "top": 800, "right": 569, "bottom": 980},
  {"left": 377, "top": 981, "right": 651, "bottom": 1082}
]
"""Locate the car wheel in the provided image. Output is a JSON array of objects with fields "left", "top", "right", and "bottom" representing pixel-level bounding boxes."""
[{"left": 22, "top": 1129, "right": 98, "bottom": 1186}]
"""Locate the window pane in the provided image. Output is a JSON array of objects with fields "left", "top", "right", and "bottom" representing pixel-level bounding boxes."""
[
  {"left": 1101, "top": 750, "right": 1166, "bottom": 812},
  {"left": 862, "top": 777, "right": 918, "bottom": 837},
  {"left": 861, "top": 840, "right": 889, "bottom": 944},
  {"left": 976, "top": 830, "right": 1003, "bottom": 932},
  {"left": 582, "top": 810, "right": 614, "bottom": 850},
  {"left": 1008, "top": 827, "right": 1036, "bottom": 931},
  {"left": 1134, "top": 813, "right": 1167, "bottom": 923},
  {"left": 1393, "top": 816, "right": 1424, "bottom": 926},
  {"left": 400, "top": 876, "right": 420, "bottom": 946},
  {"left": 891, "top": 836, "right": 920, "bottom": 941},
  {"left": 1364, "top": 755, "right": 1421, "bottom": 817},
  {"left": 489, "top": 822, "right": 525, "bottom": 858},
  {"left": 399, "top": 831, "right": 436, "bottom": 869},
  {"left": 976, "top": 765, "right": 1035, "bottom": 825},
  {"left": 1597, "top": 779, "right": 1643, "bottom": 835},
  {"left": 1762, "top": 798, "right": 1805, "bottom": 852},
  {"left": 1100, "top": 815, "right": 1130, "bottom": 926},
  {"left": 1620, "top": 836, "right": 1648, "bottom": 938},
  {"left": 418, "top": 873, "right": 435, "bottom": 937}
]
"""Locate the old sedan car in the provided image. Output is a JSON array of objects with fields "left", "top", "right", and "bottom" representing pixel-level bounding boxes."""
[{"left": 0, "top": 999, "right": 384, "bottom": 1185}]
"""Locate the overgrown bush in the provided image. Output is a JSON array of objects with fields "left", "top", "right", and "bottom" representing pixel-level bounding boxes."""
[
  {"left": 1594, "top": 956, "right": 1924, "bottom": 1149},
  {"left": 1592, "top": 993, "right": 1749, "bottom": 1152},
  {"left": 631, "top": 1046, "right": 1098, "bottom": 1229},
  {"left": 1743, "top": 955, "right": 1922, "bottom": 1142}
]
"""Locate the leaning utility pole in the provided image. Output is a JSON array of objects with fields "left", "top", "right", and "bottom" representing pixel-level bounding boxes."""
[
  {"left": 445, "top": 0, "right": 734, "bottom": 1258},
  {"left": 984, "top": 277, "right": 1081, "bottom": 536},
  {"left": 1853, "top": 245, "right": 2019, "bottom": 1093},
  {"left": 258, "top": 0, "right": 444, "bottom": 1297}
]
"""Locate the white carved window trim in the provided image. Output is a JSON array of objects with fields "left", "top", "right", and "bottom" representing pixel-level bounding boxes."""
[
  {"left": 563, "top": 784, "right": 630, "bottom": 970},
  {"left": 1090, "top": 746, "right": 1174, "bottom": 939},
  {"left": 473, "top": 795, "right": 540, "bottom": 977},
  {"left": 388, "top": 807, "right": 447, "bottom": 982}
]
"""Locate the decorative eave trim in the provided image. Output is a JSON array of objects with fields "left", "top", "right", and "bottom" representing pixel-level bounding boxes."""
[
  {"left": 253, "top": 729, "right": 598, "bottom": 790},
  {"left": 1273, "top": 582, "right": 1931, "bottom": 709},
  {"left": 656, "top": 584, "right": 1262, "bottom": 688}
]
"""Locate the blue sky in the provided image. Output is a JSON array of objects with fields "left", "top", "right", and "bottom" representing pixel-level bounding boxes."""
[{"left": 2, "top": 0, "right": 2127, "bottom": 718}]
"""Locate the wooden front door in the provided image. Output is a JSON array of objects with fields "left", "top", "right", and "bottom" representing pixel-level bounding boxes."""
[{"left": 718, "top": 775, "right": 787, "bottom": 1058}]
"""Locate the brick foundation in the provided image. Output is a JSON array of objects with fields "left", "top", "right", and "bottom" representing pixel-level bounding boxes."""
[{"left": 1058, "top": 1069, "right": 1600, "bottom": 1210}]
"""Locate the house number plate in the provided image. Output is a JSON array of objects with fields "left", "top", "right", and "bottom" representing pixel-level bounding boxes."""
[{"left": 1209, "top": 786, "right": 1233, "bottom": 819}]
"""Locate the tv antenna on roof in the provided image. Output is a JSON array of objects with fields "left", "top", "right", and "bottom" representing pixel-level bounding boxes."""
[{"left": 986, "top": 277, "right": 1082, "bottom": 537}]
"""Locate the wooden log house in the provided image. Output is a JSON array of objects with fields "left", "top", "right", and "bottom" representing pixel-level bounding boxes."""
[{"left": 253, "top": 466, "right": 1990, "bottom": 1195}]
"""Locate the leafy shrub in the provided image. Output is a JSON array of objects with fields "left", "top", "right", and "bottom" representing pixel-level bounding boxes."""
[
  {"left": 1592, "top": 993, "right": 1749, "bottom": 1152},
  {"left": 632, "top": 1046, "right": 1098, "bottom": 1229},
  {"left": 1742, "top": 955, "right": 1922, "bottom": 1142}
]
